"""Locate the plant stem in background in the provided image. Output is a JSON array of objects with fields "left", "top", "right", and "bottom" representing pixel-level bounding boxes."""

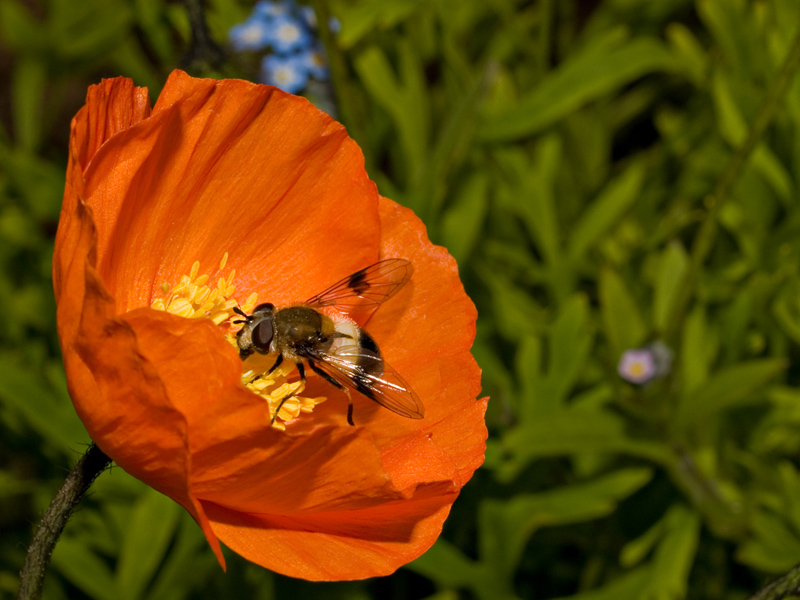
[
  {"left": 17, "top": 444, "right": 111, "bottom": 600},
  {"left": 310, "top": 0, "right": 370, "bottom": 161},
  {"left": 180, "top": 0, "right": 225, "bottom": 76},
  {"left": 665, "top": 27, "right": 800, "bottom": 344},
  {"left": 536, "top": 0, "right": 553, "bottom": 79},
  {"left": 748, "top": 561, "right": 800, "bottom": 600}
]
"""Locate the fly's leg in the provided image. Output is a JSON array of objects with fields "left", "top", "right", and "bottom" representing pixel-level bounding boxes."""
[
  {"left": 249, "top": 353, "right": 284, "bottom": 385},
  {"left": 271, "top": 361, "right": 305, "bottom": 425},
  {"left": 307, "top": 360, "right": 355, "bottom": 426},
  {"left": 267, "top": 354, "right": 283, "bottom": 374}
]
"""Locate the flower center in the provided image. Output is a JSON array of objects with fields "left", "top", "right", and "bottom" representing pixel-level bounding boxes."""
[{"left": 150, "top": 254, "right": 326, "bottom": 430}]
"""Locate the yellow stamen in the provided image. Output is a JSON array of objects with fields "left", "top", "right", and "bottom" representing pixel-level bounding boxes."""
[{"left": 149, "top": 256, "right": 326, "bottom": 430}]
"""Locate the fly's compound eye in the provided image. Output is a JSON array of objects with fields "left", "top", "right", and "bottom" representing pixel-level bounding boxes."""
[{"left": 252, "top": 319, "right": 274, "bottom": 353}]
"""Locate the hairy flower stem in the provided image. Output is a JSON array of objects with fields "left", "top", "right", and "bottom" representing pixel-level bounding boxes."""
[
  {"left": 665, "top": 27, "right": 800, "bottom": 344},
  {"left": 748, "top": 562, "right": 800, "bottom": 600},
  {"left": 17, "top": 444, "right": 111, "bottom": 600}
]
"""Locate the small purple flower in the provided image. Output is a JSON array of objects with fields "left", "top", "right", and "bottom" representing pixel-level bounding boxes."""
[
  {"left": 295, "top": 45, "right": 329, "bottom": 80},
  {"left": 617, "top": 341, "right": 673, "bottom": 385},
  {"left": 229, "top": 16, "right": 272, "bottom": 52},
  {"left": 263, "top": 14, "right": 311, "bottom": 53},
  {"left": 618, "top": 349, "right": 657, "bottom": 384},
  {"left": 261, "top": 54, "right": 309, "bottom": 94}
]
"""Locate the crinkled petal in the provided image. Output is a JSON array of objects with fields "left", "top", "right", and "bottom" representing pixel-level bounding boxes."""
[
  {"left": 205, "top": 198, "right": 487, "bottom": 579},
  {"left": 59, "top": 196, "right": 225, "bottom": 568},
  {"left": 80, "top": 71, "right": 380, "bottom": 312},
  {"left": 204, "top": 490, "right": 455, "bottom": 580}
]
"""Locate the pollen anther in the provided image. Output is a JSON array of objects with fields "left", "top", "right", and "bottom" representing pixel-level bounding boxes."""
[{"left": 149, "top": 255, "right": 325, "bottom": 430}]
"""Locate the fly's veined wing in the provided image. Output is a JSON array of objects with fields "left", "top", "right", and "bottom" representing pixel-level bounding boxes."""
[
  {"left": 304, "top": 259, "right": 413, "bottom": 313},
  {"left": 310, "top": 345, "right": 424, "bottom": 419}
]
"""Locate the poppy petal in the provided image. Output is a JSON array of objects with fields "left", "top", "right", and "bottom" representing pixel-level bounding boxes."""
[
  {"left": 57, "top": 199, "right": 226, "bottom": 568},
  {"left": 79, "top": 71, "right": 381, "bottom": 313},
  {"left": 204, "top": 490, "right": 455, "bottom": 580},
  {"left": 202, "top": 198, "right": 486, "bottom": 579},
  {"left": 368, "top": 197, "right": 487, "bottom": 482}
]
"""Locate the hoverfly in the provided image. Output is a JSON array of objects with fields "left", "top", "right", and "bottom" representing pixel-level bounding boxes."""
[{"left": 233, "top": 259, "right": 424, "bottom": 426}]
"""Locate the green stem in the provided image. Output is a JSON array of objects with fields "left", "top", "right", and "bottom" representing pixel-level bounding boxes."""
[
  {"left": 180, "top": 0, "right": 225, "bottom": 76},
  {"left": 17, "top": 444, "right": 112, "bottom": 600},
  {"left": 536, "top": 0, "right": 553, "bottom": 78},
  {"left": 311, "top": 1, "right": 370, "bottom": 157},
  {"left": 665, "top": 27, "right": 800, "bottom": 344},
  {"left": 748, "top": 562, "right": 800, "bottom": 600}
]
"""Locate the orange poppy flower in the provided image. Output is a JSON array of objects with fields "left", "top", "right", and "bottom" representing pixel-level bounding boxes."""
[{"left": 53, "top": 70, "right": 487, "bottom": 580}]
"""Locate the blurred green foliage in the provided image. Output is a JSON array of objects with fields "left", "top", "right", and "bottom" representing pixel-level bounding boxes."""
[{"left": 3, "top": 0, "right": 800, "bottom": 598}]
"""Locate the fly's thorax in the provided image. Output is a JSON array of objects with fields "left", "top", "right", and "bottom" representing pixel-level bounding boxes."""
[{"left": 273, "top": 306, "right": 335, "bottom": 357}]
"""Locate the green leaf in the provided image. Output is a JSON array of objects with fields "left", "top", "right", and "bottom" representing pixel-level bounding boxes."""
[
  {"left": 52, "top": 535, "right": 117, "bottom": 600},
  {"left": 515, "top": 295, "right": 593, "bottom": 420},
  {"left": 551, "top": 568, "right": 652, "bottom": 600},
  {"left": 647, "top": 505, "right": 701, "bottom": 600},
  {"left": 599, "top": 266, "right": 646, "bottom": 357},
  {"left": 620, "top": 516, "right": 665, "bottom": 568},
  {"left": 500, "top": 409, "right": 671, "bottom": 480},
  {"left": 11, "top": 58, "right": 47, "bottom": 152},
  {"left": 355, "top": 41, "right": 429, "bottom": 191},
  {"left": 481, "top": 268, "right": 545, "bottom": 343},
  {"left": 0, "top": 356, "right": 88, "bottom": 456},
  {"left": 653, "top": 242, "right": 688, "bottom": 334},
  {"left": 117, "top": 488, "right": 182, "bottom": 600},
  {"left": 665, "top": 23, "right": 708, "bottom": 86},
  {"left": 480, "top": 469, "right": 653, "bottom": 596},
  {"left": 680, "top": 305, "right": 715, "bottom": 394},
  {"left": 737, "top": 508, "right": 800, "bottom": 573},
  {"left": 0, "top": 145, "right": 65, "bottom": 218},
  {"left": 0, "top": 0, "right": 44, "bottom": 51},
  {"left": 0, "top": 469, "right": 37, "bottom": 498},
  {"left": 477, "top": 32, "right": 677, "bottom": 141},
  {"left": 506, "top": 135, "right": 562, "bottom": 266},
  {"left": 148, "top": 513, "right": 214, "bottom": 600},
  {"left": 711, "top": 70, "right": 747, "bottom": 146},
  {"left": 674, "top": 358, "right": 786, "bottom": 432},
  {"left": 712, "top": 69, "right": 793, "bottom": 204},
  {"left": 407, "top": 538, "right": 480, "bottom": 589},
  {"left": 568, "top": 162, "right": 645, "bottom": 262},
  {"left": 412, "top": 64, "right": 491, "bottom": 224},
  {"left": 698, "top": 0, "right": 765, "bottom": 82},
  {"left": 440, "top": 173, "right": 489, "bottom": 264},
  {"left": 50, "top": 0, "right": 134, "bottom": 62},
  {"left": 134, "top": 0, "right": 175, "bottom": 65},
  {"left": 338, "top": 0, "right": 421, "bottom": 49}
]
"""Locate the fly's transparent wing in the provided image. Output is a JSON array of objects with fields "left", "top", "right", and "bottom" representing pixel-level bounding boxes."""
[
  {"left": 309, "top": 344, "right": 424, "bottom": 419},
  {"left": 305, "top": 259, "right": 413, "bottom": 313}
]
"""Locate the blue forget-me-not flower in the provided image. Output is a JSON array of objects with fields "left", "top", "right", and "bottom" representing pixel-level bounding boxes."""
[
  {"left": 261, "top": 54, "right": 309, "bottom": 94},
  {"left": 229, "top": 16, "right": 272, "bottom": 52},
  {"left": 263, "top": 14, "right": 311, "bottom": 53},
  {"left": 228, "top": 0, "right": 332, "bottom": 96}
]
